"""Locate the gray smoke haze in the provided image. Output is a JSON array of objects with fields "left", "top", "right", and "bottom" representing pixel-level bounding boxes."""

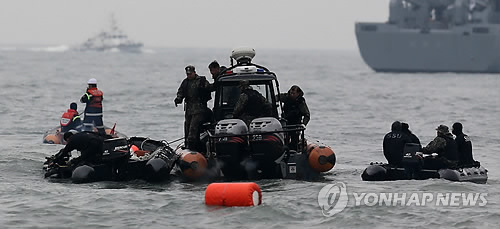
[{"left": 0, "top": 0, "right": 389, "bottom": 50}]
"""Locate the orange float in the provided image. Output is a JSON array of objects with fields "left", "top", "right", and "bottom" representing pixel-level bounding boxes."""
[
  {"left": 43, "top": 134, "right": 61, "bottom": 144},
  {"left": 205, "top": 182, "right": 262, "bottom": 207},
  {"left": 307, "top": 142, "right": 336, "bottom": 172},
  {"left": 178, "top": 150, "right": 208, "bottom": 180}
]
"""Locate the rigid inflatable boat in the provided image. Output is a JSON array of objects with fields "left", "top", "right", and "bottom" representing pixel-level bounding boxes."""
[
  {"left": 361, "top": 147, "right": 488, "bottom": 184},
  {"left": 174, "top": 48, "right": 337, "bottom": 181},
  {"left": 43, "top": 125, "right": 126, "bottom": 144},
  {"left": 43, "top": 136, "right": 178, "bottom": 183}
]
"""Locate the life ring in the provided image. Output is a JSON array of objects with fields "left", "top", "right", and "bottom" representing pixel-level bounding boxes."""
[{"left": 205, "top": 182, "right": 262, "bottom": 207}]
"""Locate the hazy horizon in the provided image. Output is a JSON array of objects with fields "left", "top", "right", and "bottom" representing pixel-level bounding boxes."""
[{"left": 0, "top": 0, "right": 390, "bottom": 50}]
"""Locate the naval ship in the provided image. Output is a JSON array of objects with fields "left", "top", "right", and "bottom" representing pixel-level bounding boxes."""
[
  {"left": 77, "top": 15, "right": 143, "bottom": 53},
  {"left": 355, "top": 0, "right": 499, "bottom": 73}
]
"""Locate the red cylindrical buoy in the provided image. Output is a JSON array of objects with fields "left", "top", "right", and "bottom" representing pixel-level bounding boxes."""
[
  {"left": 307, "top": 143, "right": 336, "bottom": 172},
  {"left": 178, "top": 150, "right": 208, "bottom": 180},
  {"left": 205, "top": 182, "right": 262, "bottom": 207}
]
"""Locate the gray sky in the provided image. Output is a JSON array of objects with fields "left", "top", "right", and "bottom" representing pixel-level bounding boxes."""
[{"left": 0, "top": 0, "right": 389, "bottom": 50}]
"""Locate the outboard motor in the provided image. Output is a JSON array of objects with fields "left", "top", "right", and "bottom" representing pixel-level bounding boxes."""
[
  {"left": 401, "top": 143, "right": 423, "bottom": 179},
  {"left": 214, "top": 119, "right": 249, "bottom": 179},
  {"left": 249, "top": 117, "right": 285, "bottom": 176}
]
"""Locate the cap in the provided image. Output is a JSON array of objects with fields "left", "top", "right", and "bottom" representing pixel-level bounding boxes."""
[
  {"left": 436, "top": 125, "right": 449, "bottom": 134},
  {"left": 87, "top": 78, "right": 97, "bottom": 84},
  {"left": 185, "top": 65, "right": 195, "bottom": 74}
]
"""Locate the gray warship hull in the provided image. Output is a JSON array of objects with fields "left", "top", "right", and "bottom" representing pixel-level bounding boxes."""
[{"left": 355, "top": 22, "right": 500, "bottom": 73}]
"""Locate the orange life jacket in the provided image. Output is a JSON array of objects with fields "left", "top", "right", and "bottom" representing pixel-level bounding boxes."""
[
  {"left": 60, "top": 109, "right": 79, "bottom": 126},
  {"left": 87, "top": 88, "right": 103, "bottom": 108}
]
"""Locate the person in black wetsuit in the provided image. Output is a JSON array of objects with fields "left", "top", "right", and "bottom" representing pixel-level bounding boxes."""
[
  {"left": 401, "top": 122, "right": 420, "bottom": 145},
  {"left": 452, "top": 122, "right": 476, "bottom": 166},
  {"left": 54, "top": 130, "right": 104, "bottom": 165},
  {"left": 383, "top": 121, "right": 412, "bottom": 166},
  {"left": 279, "top": 85, "right": 310, "bottom": 150}
]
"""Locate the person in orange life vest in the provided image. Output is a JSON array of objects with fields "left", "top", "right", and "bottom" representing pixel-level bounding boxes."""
[
  {"left": 60, "top": 102, "right": 82, "bottom": 133},
  {"left": 80, "top": 78, "right": 105, "bottom": 136}
]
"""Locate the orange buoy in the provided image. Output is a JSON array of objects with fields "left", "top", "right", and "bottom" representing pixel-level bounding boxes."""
[
  {"left": 178, "top": 150, "right": 208, "bottom": 180},
  {"left": 205, "top": 182, "right": 262, "bottom": 207},
  {"left": 307, "top": 143, "right": 336, "bottom": 172},
  {"left": 44, "top": 134, "right": 61, "bottom": 144},
  {"left": 130, "top": 145, "right": 149, "bottom": 157}
]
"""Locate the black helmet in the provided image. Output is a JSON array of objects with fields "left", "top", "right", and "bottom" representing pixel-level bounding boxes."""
[
  {"left": 391, "top": 121, "right": 402, "bottom": 131},
  {"left": 63, "top": 130, "right": 78, "bottom": 141},
  {"left": 70, "top": 102, "right": 77, "bottom": 110}
]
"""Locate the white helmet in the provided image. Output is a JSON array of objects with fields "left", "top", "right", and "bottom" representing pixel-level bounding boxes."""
[{"left": 87, "top": 78, "right": 97, "bottom": 84}]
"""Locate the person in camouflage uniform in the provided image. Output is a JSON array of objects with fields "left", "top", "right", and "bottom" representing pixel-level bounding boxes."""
[
  {"left": 233, "top": 80, "right": 272, "bottom": 125},
  {"left": 174, "top": 65, "right": 211, "bottom": 151},
  {"left": 422, "top": 124, "right": 459, "bottom": 169}
]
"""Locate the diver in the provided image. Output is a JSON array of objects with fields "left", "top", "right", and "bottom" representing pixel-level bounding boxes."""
[
  {"left": 422, "top": 124, "right": 459, "bottom": 169},
  {"left": 53, "top": 130, "right": 104, "bottom": 166},
  {"left": 60, "top": 102, "right": 82, "bottom": 133},
  {"left": 233, "top": 80, "right": 273, "bottom": 126},
  {"left": 383, "top": 121, "right": 412, "bottom": 166},
  {"left": 401, "top": 122, "right": 421, "bottom": 146},
  {"left": 80, "top": 78, "right": 106, "bottom": 136},
  {"left": 452, "top": 122, "right": 477, "bottom": 167},
  {"left": 279, "top": 85, "right": 310, "bottom": 150},
  {"left": 174, "top": 65, "right": 211, "bottom": 151},
  {"left": 280, "top": 85, "right": 310, "bottom": 126}
]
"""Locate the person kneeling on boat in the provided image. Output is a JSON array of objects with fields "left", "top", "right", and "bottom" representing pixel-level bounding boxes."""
[
  {"left": 421, "top": 125, "right": 459, "bottom": 169},
  {"left": 383, "top": 121, "right": 412, "bottom": 166},
  {"left": 60, "top": 102, "right": 82, "bottom": 133},
  {"left": 54, "top": 130, "right": 104, "bottom": 166}
]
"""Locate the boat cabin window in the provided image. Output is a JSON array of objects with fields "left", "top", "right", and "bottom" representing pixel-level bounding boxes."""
[{"left": 215, "top": 80, "right": 277, "bottom": 121}]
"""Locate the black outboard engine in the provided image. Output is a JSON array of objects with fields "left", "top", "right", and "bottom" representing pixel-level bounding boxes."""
[
  {"left": 214, "top": 119, "right": 249, "bottom": 180},
  {"left": 249, "top": 117, "right": 285, "bottom": 177},
  {"left": 401, "top": 143, "right": 423, "bottom": 179}
]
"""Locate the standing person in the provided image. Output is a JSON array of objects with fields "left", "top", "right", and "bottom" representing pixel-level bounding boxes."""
[
  {"left": 452, "top": 122, "right": 475, "bottom": 166},
  {"left": 383, "top": 121, "right": 412, "bottom": 165},
  {"left": 422, "top": 125, "right": 459, "bottom": 168},
  {"left": 174, "top": 65, "right": 211, "bottom": 151},
  {"left": 208, "top": 60, "right": 227, "bottom": 82},
  {"left": 279, "top": 85, "right": 310, "bottom": 149},
  {"left": 280, "top": 85, "right": 310, "bottom": 126},
  {"left": 80, "top": 78, "right": 105, "bottom": 136},
  {"left": 233, "top": 80, "right": 272, "bottom": 125},
  {"left": 60, "top": 102, "right": 82, "bottom": 133}
]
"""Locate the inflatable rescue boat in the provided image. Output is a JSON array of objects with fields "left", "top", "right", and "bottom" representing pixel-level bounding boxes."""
[
  {"left": 361, "top": 144, "right": 487, "bottom": 184},
  {"left": 43, "top": 136, "right": 178, "bottom": 183}
]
